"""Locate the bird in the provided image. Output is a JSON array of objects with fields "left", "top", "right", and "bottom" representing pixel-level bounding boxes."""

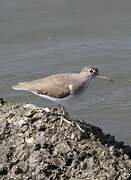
[
  {"left": 12, "top": 65, "right": 113, "bottom": 104},
  {"left": 12, "top": 65, "right": 113, "bottom": 129}
]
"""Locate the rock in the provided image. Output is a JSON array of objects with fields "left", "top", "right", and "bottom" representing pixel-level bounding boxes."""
[
  {"left": 0, "top": 101, "right": 131, "bottom": 179},
  {"left": 0, "top": 165, "right": 8, "bottom": 175}
]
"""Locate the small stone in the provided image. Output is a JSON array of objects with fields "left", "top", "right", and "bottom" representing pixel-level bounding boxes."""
[
  {"left": 14, "top": 166, "right": 23, "bottom": 175},
  {"left": 18, "top": 119, "right": 26, "bottom": 126},
  {"left": 25, "top": 109, "right": 37, "bottom": 118},
  {"left": 0, "top": 98, "right": 6, "bottom": 106},
  {"left": 70, "top": 133, "right": 75, "bottom": 140},
  {"left": 23, "top": 104, "right": 37, "bottom": 109},
  {"left": 21, "top": 124, "right": 28, "bottom": 132},
  {"left": 55, "top": 143, "right": 71, "bottom": 154},
  {"left": 81, "top": 162, "right": 87, "bottom": 170},
  {"left": 0, "top": 165, "right": 8, "bottom": 175},
  {"left": 65, "top": 157, "right": 73, "bottom": 166},
  {"left": 78, "top": 151, "right": 87, "bottom": 161},
  {"left": 43, "top": 107, "right": 50, "bottom": 112},
  {"left": 25, "top": 137, "right": 34, "bottom": 144}
]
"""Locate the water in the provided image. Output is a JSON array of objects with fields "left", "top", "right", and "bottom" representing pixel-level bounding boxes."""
[{"left": 1, "top": 0, "right": 131, "bottom": 145}]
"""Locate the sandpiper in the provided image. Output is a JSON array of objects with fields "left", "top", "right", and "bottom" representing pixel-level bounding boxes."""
[
  {"left": 12, "top": 65, "right": 113, "bottom": 130},
  {"left": 12, "top": 65, "right": 113, "bottom": 103}
]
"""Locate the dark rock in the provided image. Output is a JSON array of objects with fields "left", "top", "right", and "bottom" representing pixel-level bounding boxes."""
[
  {"left": 34, "top": 143, "right": 41, "bottom": 151},
  {"left": 0, "top": 101, "right": 131, "bottom": 179},
  {"left": 78, "top": 151, "right": 87, "bottom": 161},
  {"left": 0, "top": 98, "right": 6, "bottom": 106},
  {"left": 0, "top": 165, "right": 8, "bottom": 175}
]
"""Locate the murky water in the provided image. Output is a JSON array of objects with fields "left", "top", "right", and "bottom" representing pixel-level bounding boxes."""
[{"left": 1, "top": 0, "right": 131, "bottom": 145}]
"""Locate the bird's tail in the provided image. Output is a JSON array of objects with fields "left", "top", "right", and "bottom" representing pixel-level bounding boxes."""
[{"left": 12, "top": 82, "right": 30, "bottom": 91}]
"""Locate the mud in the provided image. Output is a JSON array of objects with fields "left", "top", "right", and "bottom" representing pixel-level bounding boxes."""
[{"left": 0, "top": 100, "right": 131, "bottom": 180}]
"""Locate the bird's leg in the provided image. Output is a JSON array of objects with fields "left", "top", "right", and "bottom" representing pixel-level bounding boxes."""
[
  {"left": 58, "top": 105, "right": 84, "bottom": 132},
  {"left": 58, "top": 104, "right": 65, "bottom": 115},
  {"left": 58, "top": 104, "right": 73, "bottom": 126}
]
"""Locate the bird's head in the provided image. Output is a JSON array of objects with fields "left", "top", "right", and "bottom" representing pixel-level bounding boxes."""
[{"left": 80, "top": 65, "right": 113, "bottom": 82}]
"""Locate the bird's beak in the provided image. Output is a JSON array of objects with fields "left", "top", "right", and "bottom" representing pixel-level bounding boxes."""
[{"left": 97, "top": 74, "right": 113, "bottom": 82}]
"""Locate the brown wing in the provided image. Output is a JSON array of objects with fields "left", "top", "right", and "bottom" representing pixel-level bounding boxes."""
[
  {"left": 25, "top": 74, "right": 71, "bottom": 98},
  {"left": 13, "top": 73, "right": 86, "bottom": 98}
]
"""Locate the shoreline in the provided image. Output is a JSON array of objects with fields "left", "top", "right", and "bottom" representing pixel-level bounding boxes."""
[{"left": 0, "top": 99, "right": 131, "bottom": 179}]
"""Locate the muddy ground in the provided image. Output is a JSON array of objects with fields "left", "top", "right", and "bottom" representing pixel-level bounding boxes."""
[{"left": 0, "top": 99, "right": 131, "bottom": 180}]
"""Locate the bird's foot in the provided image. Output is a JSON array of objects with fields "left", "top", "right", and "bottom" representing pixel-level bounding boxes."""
[
  {"left": 58, "top": 105, "right": 85, "bottom": 132},
  {"left": 60, "top": 116, "right": 74, "bottom": 126},
  {"left": 76, "top": 123, "right": 85, "bottom": 132}
]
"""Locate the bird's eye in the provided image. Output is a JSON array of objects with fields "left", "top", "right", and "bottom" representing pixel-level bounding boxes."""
[{"left": 90, "top": 70, "right": 93, "bottom": 73}]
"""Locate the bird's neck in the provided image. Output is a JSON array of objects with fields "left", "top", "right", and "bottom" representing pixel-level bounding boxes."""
[
  {"left": 85, "top": 76, "right": 92, "bottom": 87},
  {"left": 79, "top": 72, "right": 93, "bottom": 88},
  {"left": 80, "top": 72, "right": 92, "bottom": 81}
]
